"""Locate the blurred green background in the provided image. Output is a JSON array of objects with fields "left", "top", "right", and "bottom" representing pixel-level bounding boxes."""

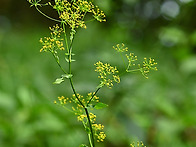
[{"left": 1, "top": 0, "right": 196, "bottom": 147}]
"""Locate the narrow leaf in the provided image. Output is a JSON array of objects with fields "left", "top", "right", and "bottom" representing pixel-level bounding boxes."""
[
  {"left": 65, "top": 57, "right": 69, "bottom": 62},
  {"left": 65, "top": 53, "right": 69, "bottom": 56},
  {"left": 53, "top": 78, "right": 64, "bottom": 84}
]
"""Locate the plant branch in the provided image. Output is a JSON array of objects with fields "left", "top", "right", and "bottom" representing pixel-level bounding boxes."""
[
  {"left": 35, "top": 6, "right": 61, "bottom": 23},
  {"left": 87, "top": 87, "right": 101, "bottom": 105},
  {"left": 50, "top": 51, "right": 68, "bottom": 74}
]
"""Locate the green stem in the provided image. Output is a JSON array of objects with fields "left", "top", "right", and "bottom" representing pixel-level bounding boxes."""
[
  {"left": 87, "top": 87, "right": 101, "bottom": 105},
  {"left": 120, "top": 52, "right": 127, "bottom": 69},
  {"left": 85, "top": 107, "right": 95, "bottom": 147},
  {"left": 126, "top": 68, "right": 141, "bottom": 73},
  {"left": 62, "top": 23, "right": 69, "bottom": 53},
  {"left": 69, "top": 78, "right": 85, "bottom": 108},
  {"left": 35, "top": 6, "right": 61, "bottom": 23},
  {"left": 67, "top": 34, "right": 95, "bottom": 147},
  {"left": 88, "top": 134, "right": 93, "bottom": 147},
  {"left": 50, "top": 51, "right": 68, "bottom": 74}
]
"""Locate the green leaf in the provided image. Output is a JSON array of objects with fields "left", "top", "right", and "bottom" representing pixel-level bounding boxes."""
[
  {"left": 65, "top": 57, "right": 69, "bottom": 62},
  {"left": 65, "top": 53, "right": 69, "bottom": 56},
  {"left": 53, "top": 78, "right": 64, "bottom": 84},
  {"left": 62, "top": 74, "right": 73, "bottom": 79},
  {"left": 94, "top": 102, "right": 108, "bottom": 109}
]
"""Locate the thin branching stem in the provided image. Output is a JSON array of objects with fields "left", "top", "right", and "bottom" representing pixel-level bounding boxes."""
[
  {"left": 87, "top": 87, "right": 101, "bottom": 105},
  {"left": 35, "top": 6, "right": 61, "bottom": 23},
  {"left": 68, "top": 35, "right": 95, "bottom": 147},
  {"left": 50, "top": 51, "right": 68, "bottom": 74}
]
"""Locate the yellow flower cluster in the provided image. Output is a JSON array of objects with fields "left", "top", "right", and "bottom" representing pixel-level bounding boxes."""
[
  {"left": 54, "top": 94, "right": 85, "bottom": 115},
  {"left": 113, "top": 43, "right": 128, "bottom": 52},
  {"left": 39, "top": 24, "right": 64, "bottom": 52},
  {"left": 86, "top": 92, "right": 99, "bottom": 103},
  {"left": 130, "top": 141, "right": 146, "bottom": 147},
  {"left": 97, "top": 132, "right": 106, "bottom": 142},
  {"left": 125, "top": 52, "right": 138, "bottom": 73},
  {"left": 140, "top": 57, "right": 158, "bottom": 79},
  {"left": 92, "top": 6, "right": 106, "bottom": 22},
  {"left": 113, "top": 43, "right": 158, "bottom": 78},
  {"left": 92, "top": 123, "right": 105, "bottom": 142},
  {"left": 89, "top": 113, "right": 96, "bottom": 123},
  {"left": 94, "top": 61, "right": 120, "bottom": 88},
  {"left": 77, "top": 114, "right": 86, "bottom": 121},
  {"left": 77, "top": 112, "right": 96, "bottom": 122},
  {"left": 54, "top": 92, "right": 106, "bottom": 143},
  {"left": 51, "top": 0, "right": 106, "bottom": 29},
  {"left": 126, "top": 53, "right": 137, "bottom": 65},
  {"left": 54, "top": 96, "right": 72, "bottom": 105},
  {"left": 92, "top": 124, "right": 104, "bottom": 130},
  {"left": 77, "top": 112, "right": 106, "bottom": 142}
]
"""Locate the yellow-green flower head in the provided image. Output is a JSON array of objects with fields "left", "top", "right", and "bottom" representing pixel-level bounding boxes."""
[
  {"left": 94, "top": 61, "right": 120, "bottom": 88},
  {"left": 113, "top": 43, "right": 128, "bottom": 52},
  {"left": 51, "top": 0, "right": 106, "bottom": 29},
  {"left": 40, "top": 24, "right": 64, "bottom": 52},
  {"left": 141, "top": 57, "right": 158, "bottom": 79},
  {"left": 126, "top": 53, "right": 138, "bottom": 65}
]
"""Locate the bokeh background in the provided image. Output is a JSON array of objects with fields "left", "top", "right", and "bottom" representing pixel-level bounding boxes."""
[{"left": 1, "top": 0, "right": 196, "bottom": 147}]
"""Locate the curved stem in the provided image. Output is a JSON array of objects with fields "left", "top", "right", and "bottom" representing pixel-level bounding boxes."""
[
  {"left": 67, "top": 34, "right": 95, "bottom": 147},
  {"left": 50, "top": 51, "right": 68, "bottom": 74},
  {"left": 35, "top": 6, "right": 61, "bottom": 23},
  {"left": 69, "top": 78, "right": 85, "bottom": 108}
]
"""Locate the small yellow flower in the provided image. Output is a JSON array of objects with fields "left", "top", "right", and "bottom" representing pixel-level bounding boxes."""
[{"left": 40, "top": 24, "right": 64, "bottom": 53}]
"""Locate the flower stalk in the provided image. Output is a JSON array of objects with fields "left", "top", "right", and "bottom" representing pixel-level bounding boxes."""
[{"left": 27, "top": 1, "right": 157, "bottom": 146}]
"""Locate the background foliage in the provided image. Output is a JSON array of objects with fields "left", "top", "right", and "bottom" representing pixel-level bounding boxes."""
[{"left": 0, "top": 0, "right": 196, "bottom": 147}]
